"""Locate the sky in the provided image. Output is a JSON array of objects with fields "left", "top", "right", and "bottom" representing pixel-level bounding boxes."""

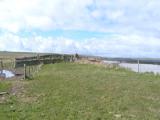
[{"left": 0, "top": 0, "right": 160, "bottom": 58}]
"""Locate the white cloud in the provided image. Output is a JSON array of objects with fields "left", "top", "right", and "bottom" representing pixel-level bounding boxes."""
[
  {"left": 0, "top": 0, "right": 95, "bottom": 32},
  {"left": 0, "top": 0, "right": 160, "bottom": 57},
  {"left": 0, "top": 33, "right": 160, "bottom": 58},
  {"left": 0, "top": 0, "right": 159, "bottom": 35}
]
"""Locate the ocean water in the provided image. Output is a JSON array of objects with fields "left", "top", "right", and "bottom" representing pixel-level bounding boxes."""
[{"left": 104, "top": 61, "right": 160, "bottom": 74}]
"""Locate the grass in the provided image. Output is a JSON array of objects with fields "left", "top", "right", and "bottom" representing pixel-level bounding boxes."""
[
  {"left": 0, "top": 51, "right": 62, "bottom": 59},
  {"left": 0, "top": 62, "right": 160, "bottom": 120},
  {"left": 0, "top": 82, "right": 11, "bottom": 93}
]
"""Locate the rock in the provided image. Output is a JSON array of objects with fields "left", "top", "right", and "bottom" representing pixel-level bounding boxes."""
[{"left": 114, "top": 114, "right": 121, "bottom": 118}]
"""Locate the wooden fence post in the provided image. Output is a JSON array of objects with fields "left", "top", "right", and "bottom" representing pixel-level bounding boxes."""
[
  {"left": 29, "top": 66, "right": 31, "bottom": 77},
  {"left": 70, "top": 56, "right": 72, "bottom": 62},
  {"left": 0, "top": 60, "right": 3, "bottom": 74},
  {"left": 31, "top": 66, "right": 33, "bottom": 74},
  {"left": 138, "top": 59, "right": 140, "bottom": 73},
  {"left": 24, "top": 64, "right": 26, "bottom": 80},
  {"left": 13, "top": 60, "right": 16, "bottom": 69}
]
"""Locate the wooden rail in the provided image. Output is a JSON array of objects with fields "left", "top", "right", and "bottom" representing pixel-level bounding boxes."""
[{"left": 15, "top": 54, "right": 76, "bottom": 68}]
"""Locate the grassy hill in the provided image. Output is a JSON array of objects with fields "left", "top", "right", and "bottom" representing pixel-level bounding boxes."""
[
  {"left": 0, "top": 63, "right": 160, "bottom": 119},
  {"left": 0, "top": 51, "right": 38, "bottom": 59}
]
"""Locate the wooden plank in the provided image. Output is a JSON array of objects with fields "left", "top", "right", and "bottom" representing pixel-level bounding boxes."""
[{"left": 15, "top": 54, "right": 74, "bottom": 67}]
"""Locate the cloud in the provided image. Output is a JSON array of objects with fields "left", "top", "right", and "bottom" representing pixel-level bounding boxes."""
[
  {"left": 0, "top": 0, "right": 160, "bottom": 57},
  {"left": 0, "top": 33, "right": 160, "bottom": 58},
  {"left": 0, "top": 0, "right": 94, "bottom": 32},
  {"left": 1, "top": 0, "right": 159, "bottom": 34}
]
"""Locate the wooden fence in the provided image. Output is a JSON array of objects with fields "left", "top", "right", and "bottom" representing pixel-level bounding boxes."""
[
  {"left": 15, "top": 54, "right": 75, "bottom": 68},
  {"left": 0, "top": 54, "right": 78, "bottom": 80},
  {"left": 14, "top": 54, "right": 77, "bottom": 79}
]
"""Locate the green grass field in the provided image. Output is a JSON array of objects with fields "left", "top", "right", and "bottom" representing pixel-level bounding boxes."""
[
  {"left": 0, "top": 51, "right": 53, "bottom": 60},
  {"left": 0, "top": 51, "right": 37, "bottom": 59},
  {"left": 0, "top": 63, "right": 160, "bottom": 120},
  {"left": 0, "top": 82, "right": 11, "bottom": 93}
]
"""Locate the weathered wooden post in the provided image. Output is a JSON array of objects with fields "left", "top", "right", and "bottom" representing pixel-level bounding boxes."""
[
  {"left": 37, "top": 54, "right": 40, "bottom": 64},
  {"left": 13, "top": 59, "right": 16, "bottom": 69},
  {"left": 24, "top": 64, "right": 26, "bottom": 80},
  {"left": 72, "top": 55, "right": 74, "bottom": 62},
  {"left": 70, "top": 55, "right": 73, "bottom": 62},
  {"left": 36, "top": 65, "right": 38, "bottom": 73},
  {"left": 31, "top": 66, "right": 33, "bottom": 74},
  {"left": 61, "top": 55, "right": 64, "bottom": 61},
  {"left": 52, "top": 54, "right": 54, "bottom": 63},
  {"left": 28, "top": 66, "right": 31, "bottom": 78},
  {"left": 74, "top": 53, "right": 79, "bottom": 61},
  {"left": 51, "top": 54, "right": 53, "bottom": 64},
  {"left": 0, "top": 60, "right": 3, "bottom": 74},
  {"left": 0, "top": 60, "right": 5, "bottom": 80},
  {"left": 138, "top": 59, "right": 140, "bottom": 73},
  {"left": 62, "top": 55, "right": 65, "bottom": 62}
]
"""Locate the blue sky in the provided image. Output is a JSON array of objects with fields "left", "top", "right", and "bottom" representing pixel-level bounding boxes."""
[{"left": 0, "top": 0, "right": 160, "bottom": 58}]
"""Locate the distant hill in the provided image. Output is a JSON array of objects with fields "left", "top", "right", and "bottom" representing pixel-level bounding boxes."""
[{"left": 0, "top": 51, "right": 49, "bottom": 59}]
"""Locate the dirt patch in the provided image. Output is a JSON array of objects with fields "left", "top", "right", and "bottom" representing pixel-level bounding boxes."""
[
  {"left": 75, "top": 59, "right": 120, "bottom": 70},
  {"left": 9, "top": 80, "right": 41, "bottom": 103},
  {"left": 10, "top": 81, "right": 26, "bottom": 96},
  {"left": 76, "top": 58, "right": 103, "bottom": 65},
  {"left": 0, "top": 80, "right": 27, "bottom": 104}
]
